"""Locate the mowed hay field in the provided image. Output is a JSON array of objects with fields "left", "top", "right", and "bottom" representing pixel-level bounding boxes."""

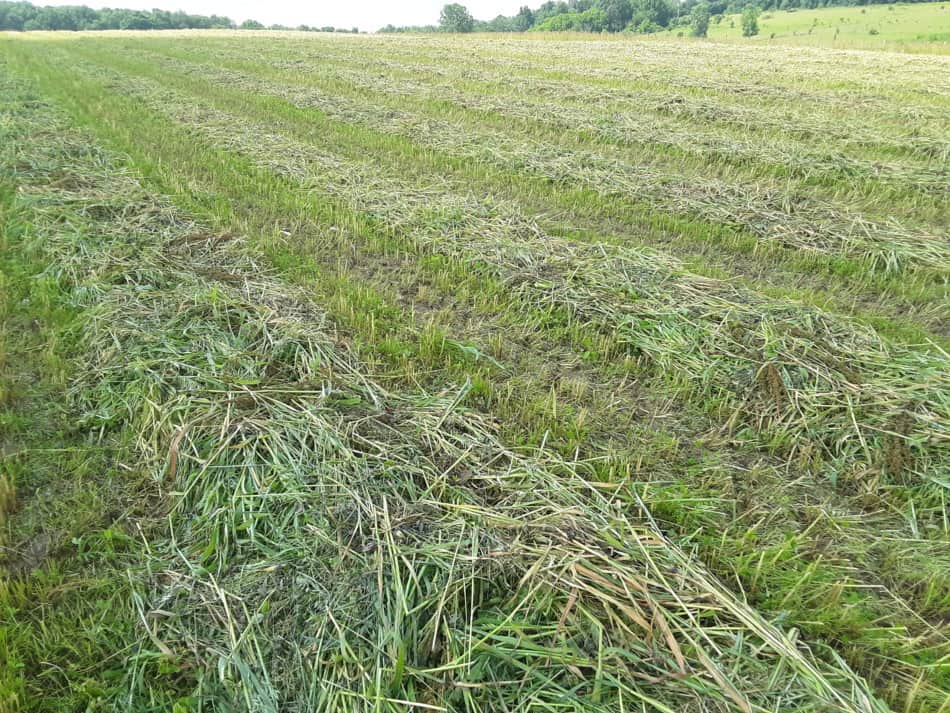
[{"left": 0, "top": 30, "right": 947, "bottom": 713}]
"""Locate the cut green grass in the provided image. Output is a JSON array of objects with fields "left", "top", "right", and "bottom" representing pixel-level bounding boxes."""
[
  {"left": 38, "top": 50, "right": 948, "bottom": 498},
  {"left": 0, "top": 69, "right": 898, "bottom": 713},
  {"left": 1, "top": 32, "right": 947, "bottom": 713},
  {"left": 124, "top": 41, "right": 948, "bottom": 279},
  {"left": 77, "top": 38, "right": 950, "bottom": 342}
]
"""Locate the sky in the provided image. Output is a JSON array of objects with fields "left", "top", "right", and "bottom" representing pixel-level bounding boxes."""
[{"left": 37, "top": 0, "right": 527, "bottom": 31}]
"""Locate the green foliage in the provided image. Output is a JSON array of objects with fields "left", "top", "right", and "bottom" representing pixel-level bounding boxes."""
[
  {"left": 0, "top": 1, "right": 237, "bottom": 30},
  {"left": 691, "top": 1, "right": 712, "bottom": 35},
  {"left": 534, "top": 6, "right": 609, "bottom": 31},
  {"left": 514, "top": 4, "right": 536, "bottom": 29},
  {"left": 383, "top": 0, "right": 944, "bottom": 35},
  {"left": 630, "top": 0, "right": 673, "bottom": 29},
  {"left": 439, "top": 3, "right": 475, "bottom": 32},
  {"left": 600, "top": 0, "right": 633, "bottom": 30},
  {"left": 0, "top": 1, "right": 360, "bottom": 32},
  {"left": 742, "top": 4, "right": 761, "bottom": 35}
]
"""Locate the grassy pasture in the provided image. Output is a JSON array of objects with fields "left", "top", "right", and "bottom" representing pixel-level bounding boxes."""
[
  {"left": 0, "top": 30, "right": 947, "bottom": 713},
  {"left": 703, "top": 2, "right": 950, "bottom": 52}
]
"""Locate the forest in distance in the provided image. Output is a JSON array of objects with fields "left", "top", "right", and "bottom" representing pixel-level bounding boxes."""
[{"left": 0, "top": 0, "right": 944, "bottom": 34}]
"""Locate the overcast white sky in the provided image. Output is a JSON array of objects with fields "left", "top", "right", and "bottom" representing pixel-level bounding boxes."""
[{"left": 39, "top": 1, "right": 526, "bottom": 31}]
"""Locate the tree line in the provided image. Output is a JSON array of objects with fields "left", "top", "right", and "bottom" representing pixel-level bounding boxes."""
[
  {"left": 381, "top": 0, "right": 940, "bottom": 34},
  {"left": 0, "top": 0, "right": 938, "bottom": 35},
  {"left": 0, "top": 2, "right": 359, "bottom": 32}
]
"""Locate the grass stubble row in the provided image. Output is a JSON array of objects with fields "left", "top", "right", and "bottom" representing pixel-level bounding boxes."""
[
  {"left": 115, "top": 43, "right": 949, "bottom": 282},
  {"left": 0, "top": 75, "right": 896, "bottom": 712},
  {"left": 5, "top": 43, "right": 940, "bottom": 708}
]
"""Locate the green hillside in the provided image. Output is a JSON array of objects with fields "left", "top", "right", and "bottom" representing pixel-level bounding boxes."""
[{"left": 703, "top": 2, "right": 950, "bottom": 52}]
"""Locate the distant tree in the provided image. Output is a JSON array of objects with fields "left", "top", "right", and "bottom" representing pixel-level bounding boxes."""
[
  {"left": 690, "top": 1, "right": 711, "bottom": 35},
  {"left": 480, "top": 13, "right": 517, "bottom": 31},
  {"left": 580, "top": 7, "right": 610, "bottom": 30},
  {"left": 120, "top": 11, "right": 153, "bottom": 29},
  {"left": 514, "top": 4, "right": 535, "bottom": 29},
  {"left": 439, "top": 3, "right": 474, "bottom": 32},
  {"left": 741, "top": 4, "right": 759, "bottom": 34},
  {"left": 207, "top": 15, "right": 235, "bottom": 28},
  {"left": 599, "top": 0, "right": 632, "bottom": 30},
  {"left": 149, "top": 9, "right": 172, "bottom": 29},
  {"left": 533, "top": 1, "right": 570, "bottom": 24},
  {"left": 629, "top": 0, "right": 673, "bottom": 29},
  {"left": 0, "top": 1, "right": 243, "bottom": 30},
  {"left": 533, "top": 6, "right": 608, "bottom": 31},
  {"left": 240, "top": 18, "right": 264, "bottom": 29}
]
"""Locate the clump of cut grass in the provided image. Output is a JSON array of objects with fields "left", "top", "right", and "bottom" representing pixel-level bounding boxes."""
[{"left": 2, "top": 74, "right": 894, "bottom": 712}]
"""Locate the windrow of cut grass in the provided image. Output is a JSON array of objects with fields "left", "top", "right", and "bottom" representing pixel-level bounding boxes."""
[
  {"left": 5, "top": 42, "right": 948, "bottom": 709},
  {"left": 0, "top": 70, "right": 896, "bottom": 713},
  {"left": 151, "top": 38, "right": 949, "bottom": 198},
  {"left": 57, "top": 42, "right": 950, "bottom": 349},
  {"left": 293, "top": 35, "right": 950, "bottom": 139},
  {"left": 295, "top": 57, "right": 949, "bottom": 190},
  {"left": 57, "top": 57, "right": 950, "bottom": 502},
  {"left": 116, "top": 41, "right": 949, "bottom": 283},
  {"left": 375, "top": 36, "right": 950, "bottom": 105},
  {"left": 325, "top": 37, "right": 950, "bottom": 140}
]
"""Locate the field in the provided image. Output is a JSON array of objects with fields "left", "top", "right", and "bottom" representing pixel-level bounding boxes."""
[
  {"left": 0, "top": 29, "right": 947, "bottom": 713},
  {"left": 704, "top": 2, "right": 950, "bottom": 52}
]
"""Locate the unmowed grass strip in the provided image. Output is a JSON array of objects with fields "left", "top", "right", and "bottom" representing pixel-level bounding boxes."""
[
  {"left": 0, "top": 63, "right": 895, "bottom": 713},
  {"left": 4, "top": 42, "right": 947, "bottom": 710}
]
